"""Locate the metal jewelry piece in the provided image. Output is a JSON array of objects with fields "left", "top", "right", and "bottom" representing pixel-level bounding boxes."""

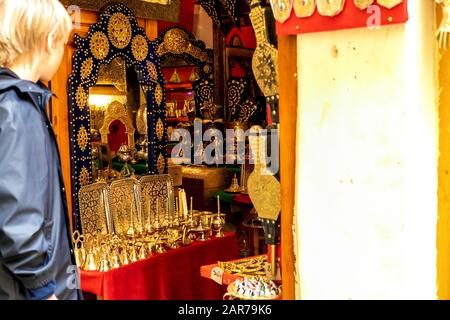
[
  {"left": 316, "top": 0, "right": 345, "bottom": 17},
  {"left": 268, "top": 0, "right": 294, "bottom": 23},
  {"left": 293, "top": 0, "right": 316, "bottom": 17}
]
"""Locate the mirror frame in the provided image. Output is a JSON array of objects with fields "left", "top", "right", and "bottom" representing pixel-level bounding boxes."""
[
  {"left": 156, "top": 26, "right": 214, "bottom": 115},
  {"left": 67, "top": 3, "right": 167, "bottom": 231}
]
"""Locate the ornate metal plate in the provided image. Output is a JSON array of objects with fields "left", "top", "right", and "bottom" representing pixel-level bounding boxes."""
[
  {"left": 139, "top": 174, "right": 175, "bottom": 224},
  {"left": 78, "top": 182, "right": 112, "bottom": 235},
  {"left": 109, "top": 178, "right": 141, "bottom": 236}
]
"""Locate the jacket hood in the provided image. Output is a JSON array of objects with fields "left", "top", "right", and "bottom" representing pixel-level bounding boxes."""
[{"left": 0, "top": 68, "right": 52, "bottom": 96}]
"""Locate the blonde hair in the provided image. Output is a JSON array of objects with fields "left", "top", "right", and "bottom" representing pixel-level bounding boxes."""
[{"left": 0, "top": 0, "right": 72, "bottom": 67}]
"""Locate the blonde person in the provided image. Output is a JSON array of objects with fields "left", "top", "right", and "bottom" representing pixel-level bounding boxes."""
[{"left": 0, "top": 0, "right": 80, "bottom": 300}]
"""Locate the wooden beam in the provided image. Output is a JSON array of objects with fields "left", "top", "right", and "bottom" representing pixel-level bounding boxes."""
[
  {"left": 278, "top": 35, "right": 298, "bottom": 300},
  {"left": 213, "top": 23, "right": 226, "bottom": 108}
]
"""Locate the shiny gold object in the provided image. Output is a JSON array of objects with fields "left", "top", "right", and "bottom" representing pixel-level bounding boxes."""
[
  {"left": 157, "top": 153, "right": 165, "bottom": 174},
  {"left": 109, "top": 178, "right": 141, "bottom": 235},
  {"left": 218, "top": 256, "right": 268, "bottom": 277},
  {"left": 99, "top": 101, "right": 135, "bottom": 150},
  {"left": 224, "top": 174, "right": 241, "bottom": 193},
  {"left": 79, "top": 182, "right": 112, "bottom": 235},
  {"left": 77, "top": 126, "right": 88, "bottom": 152},
  {"left": 139, "top": 174, "right": 175, "bottom": 225},
  {"left": 147, "top": 61, "right": 158, "bottom": 81},
  {"left": 132, "top": 35, "right": 149, "bottom": 61},
  {"left": 109, "top": 250, "right": 122, "bottom": 269},
  {"left": 75, "top": 86, "right": 88, "bottom": 110},
  {"left": 98, "top": 253, "right": 110, "bottom": 272},
  {"left": 268, "top": 0, "right": 293, "bottom": 23},
  {"left": 156, "top": 27, "right": 212, "bottom": 63},
  {"left": 247, "top": 126, "right": 281, "bottom": 222},
  {"left": 154, "top": 84, "right": 164, "bottom": 106},
  {"left": 353, "top": 0, "right": 374, "bottom": 10},
  {"left": 72, "top": 231, "right": 85, "bottom": 267},
  {"left": 250, "top": 1, "right": 279, "bottom": 98},
  {"left": 83, "top": 252, "right": 97, "bottom": 271},
  {"left": 169, "top": 68, "right": 181, "bottom": 83},
  {"left": 80, "top": 166, "right": 90, "bottom": 187},
  {"left": 108, "top": 13, "right": 132, "bottom": 49},
  {"left": 293, "top": 0, "right": 316, "bottom": 17},
  {"left": 437, "top": 0, "right": 450, "bottom": 49},
  {"left": 81, "top": 58, "right": 93, "bottom": 79},
  {"left": 156, "top": 118, "right": 164, "bottom": 141},
  {"left": 90, "top": 32, "right": 109, "bottom": 60},
  {"left": 317, "top": 0, "right": 345, "bottom": 16},
  {"left": 377, "top": 0, "right": 403, "bottom": 9}
]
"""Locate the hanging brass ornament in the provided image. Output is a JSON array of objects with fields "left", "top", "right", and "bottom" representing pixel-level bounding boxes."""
[
  {"left": 316, "top": 0, "right": 345, "bottom": 16},
  {"left": 250, "top": 0, "right": 279, "bottom": 98},
  {"left": 437, "top": 0, "right": 450, "bottom": 49},
  {"left": 353, "top": 0, "right": 374, "bottom": 10},
  {"left": 293, "top": 0, "right": 316, "bottom": 18},
  {"left": 268, "top": 0, "right": 293, "bottom": 23},
  {"left": 376, "top": 0, "right": 403, "bottom": 9}
]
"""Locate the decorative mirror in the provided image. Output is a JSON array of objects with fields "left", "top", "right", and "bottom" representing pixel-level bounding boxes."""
[
  {"left": 156, "top": 26, "right": 214, "bottom": 121},
  {"left": 68, "top": 3, "right": 167, "bottom": 231}
]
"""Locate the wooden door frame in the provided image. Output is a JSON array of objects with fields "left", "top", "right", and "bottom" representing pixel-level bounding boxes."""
[{"left": 278, "top": 35, "right": 298, "bottom": 300}]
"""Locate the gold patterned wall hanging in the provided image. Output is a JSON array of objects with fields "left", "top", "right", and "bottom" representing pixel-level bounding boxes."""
[
  {"left": 81, "top": 58, "right": 93, "bottom": 79},
  {"left": 77, "top": 126, "right": 88, "bottom": 152},
  {"left": 80, "top": 166, "right": 90, "bottom": 186},
  {"left": 268, "top": 0, "right": 293, "bottom": 23},
  {"left": 108, "top": 13, "right": 132, "bottom": 49},
  {"left": 353, "top": 0, "right": 374, "bottom": 10},
  {"left": 219, "top": 0, "right": 239, "bottom": 25},
  {"left": 293, "top": 0, "right": 316, "bottom": 17},
  {"left": 376, "top": 0, "right": 403, "bottom": 9},
  {"left": 132, "top": 35, "right": 149, "bottom": 61},
  {"left": 227, "top": 78, "right": 247, "bottom": 119},
  {"left": 78, "top": 182, "right": 111, "bottom": 235},
  {"left": 90, "top": 32, "right": 109, "bottom": 60},
  {"left": 250, "top": 0, "right": 279, "bottom": 98},
  {"left": 317, "top": 0, "right": 345, "bottom": 17},
  {"left": 76, "top": 86, "right": 88, "bottom": 110},
  {"left": 156, "top": 118, "right": 164, "bottom": 141}
]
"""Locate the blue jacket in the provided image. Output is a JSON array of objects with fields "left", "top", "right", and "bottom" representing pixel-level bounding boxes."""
[{"left": 0, "top": 68, "right": 79, "bottom": 300}]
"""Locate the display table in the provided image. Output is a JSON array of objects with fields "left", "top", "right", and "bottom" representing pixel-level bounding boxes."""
[{"left": 80, "top": 232, "right": 239, "bottom": 300}]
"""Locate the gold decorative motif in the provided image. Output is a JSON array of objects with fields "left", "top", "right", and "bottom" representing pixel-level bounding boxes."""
[
  {"left": 79, "top": 182, "right": 111, "bottom": 235},
  {"left": 293, "top": 0, "right": 316, "bottom": 17},
  {"left": 90, "top": 32, "right": 109, "bottom": 60},
  {"left": 109, "top": 178, "right": 141, "bottom": 236},
  {"left": 108, "top": 13, "right": 132, "bottom": 49},
  {"left": 268, "top": 0, "right": 293, "bottom": 23},
  {"left": 132, "top": 35, "right": 149, "bottom": 61},
  {"left": 156, "top": 118, "right": 164, "bottom": 141},
  {"left": 81, "top": 58, "right": 93, "bottom": 79},
  {"left": 100, "top": 101, "right": 135, "bottom": 149},
  {"left": 76, "top": 86, "right": 88, "bottom": 110},
  {"left": 250, "top": 2, "right": 279, "bottom": 98},
  {"left": 154, "top": 84, "right": 163, "bottom": 106},
  {"left": 376, "top": 0, "right": 403, "bottom": 9},
  {"left": 147, "top": 61, "right": 158, "bottom": 80},
  {"left": 203, "top": 64, "right": 212, "bottom": 74},
  {"left": 77, "top": 126, "right": 89, "bottom": 152},
  {"left": 80, "top": 167, "right": 90, "bottom": 187},
  {"left": 157, "top": 153, "right": 165, "bottom": 174},
  {"left": 353, "top": 0, "right": 374, "bottom": 10},
  {"left": 139, "top": 174, "right": 175, "bottom": 223},
  {"left": 317, "top": 0, "right": 345, "bottom": 16}
]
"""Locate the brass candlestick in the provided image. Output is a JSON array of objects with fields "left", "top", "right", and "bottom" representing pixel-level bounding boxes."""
[{"left": 212, "top": 195, "right": 225, "bottom": 237}]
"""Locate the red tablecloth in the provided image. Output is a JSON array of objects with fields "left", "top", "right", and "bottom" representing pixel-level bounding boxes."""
[{"left": 80, "top": 232, "right": 239, "bottom": 300}]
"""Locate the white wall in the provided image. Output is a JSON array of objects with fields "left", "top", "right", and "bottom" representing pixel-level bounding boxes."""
[{"left": 295, "top": 1, "right": 438, "bottom": 299}]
